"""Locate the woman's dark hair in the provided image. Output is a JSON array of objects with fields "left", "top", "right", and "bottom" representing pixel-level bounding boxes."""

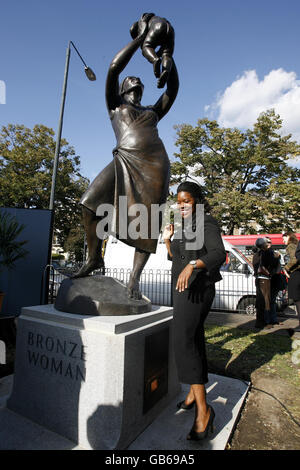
[
  {"left": 283, "top": 232, "right": 299, "bottom": 245},
  {"left": 176, "top": 181, "right": 211, "bottom": 213}
]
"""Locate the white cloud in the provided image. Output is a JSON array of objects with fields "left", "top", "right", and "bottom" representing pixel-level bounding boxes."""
[
  {"left": 0, "top": 80, "right": 6, "bottom": 104},
  {"left": 206, "top": 68, "right": 300, "bottom": 143}
]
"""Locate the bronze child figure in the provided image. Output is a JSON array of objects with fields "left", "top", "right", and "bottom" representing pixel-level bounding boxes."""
[{"left": 130, "top": 13, "right": 175, "bottom": 88}]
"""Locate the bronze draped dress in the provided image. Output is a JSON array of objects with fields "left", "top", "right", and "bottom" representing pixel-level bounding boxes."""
[{"left": 80, "top": 104, "right": 170, "bottom": 253}]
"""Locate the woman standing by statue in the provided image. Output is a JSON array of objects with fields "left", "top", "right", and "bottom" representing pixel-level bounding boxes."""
[
  {"left": 74, "top": 14, "right": 179, "bottom": 299},
  {"left": 163, "top": 182, "right": 226, "bottom": 441}
]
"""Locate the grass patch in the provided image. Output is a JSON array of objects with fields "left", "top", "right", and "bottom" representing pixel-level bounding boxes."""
[{"left": 205, "top": 324, "right": 300, "bottom": 387}]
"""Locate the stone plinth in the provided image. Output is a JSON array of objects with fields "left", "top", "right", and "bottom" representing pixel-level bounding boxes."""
[{"left": 7, "top": 304, "right": 180, "bottom": 450}]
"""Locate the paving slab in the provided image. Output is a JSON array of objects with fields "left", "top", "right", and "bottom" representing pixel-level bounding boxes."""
[
  {"left": 0, "top": 373, "right": 249, "bottom": 450},
  {"left": 0, "top": 407, "right": 84, "bottom": 450},
  {"left": 128, "top": 374, "right": 249, "bottom": 450},
  {"left": 206, "top": 310, "right": 299, "bottom": 334},
  {"left": 0, "top": 376, "right": 82, "bottom": 450}
]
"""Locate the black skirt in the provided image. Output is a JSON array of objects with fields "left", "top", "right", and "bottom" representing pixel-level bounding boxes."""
[
  {"left": 172, "top": 279, "right": 215, "bottom": 385},
  {"left": 288, "top": 269, "right": 300, "bottom": 301}
]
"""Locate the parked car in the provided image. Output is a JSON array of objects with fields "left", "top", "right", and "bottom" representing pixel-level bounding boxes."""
[{"left": 103, "top": 236, "right": 288, "bottom": 314}]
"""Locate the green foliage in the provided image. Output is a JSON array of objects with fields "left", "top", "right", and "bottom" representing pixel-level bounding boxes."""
[
  {"left": 0, "top": 124, "right": 89, "bottom": 246},
  {"left": 51, "top": 253, "right": 65, "bottom": 260},
  {"left": 64, "top": 225, "right": 85, "bottom": 262},
  {"left": 172, "top": 110, "right": 300, "bottom": 234},
  {"left": 0, "top": 211, "right": 28, "bottom": 273}
]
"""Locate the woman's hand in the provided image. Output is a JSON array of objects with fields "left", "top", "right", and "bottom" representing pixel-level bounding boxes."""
[
  {"left": 130, "top": 14, "right": 150, "bottom": 40},
  {"left": 176, "top": 264, "right": 194, "bottom": 292},
  {"left": 136, "top": 15, "right": 148, "bottom": 38},
  {"left": 162, "top": 224, "right": 174, "bottom": 241}
]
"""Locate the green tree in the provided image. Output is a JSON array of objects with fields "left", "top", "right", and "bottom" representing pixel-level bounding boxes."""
[
  {"left": 64, "top": 226, "right": 85, "bottom": 263},
  {"left": 0, "top": 124, "right": 89, "bottom": 246},
  {"left": 171, "top": 110, "right": 300, "bottom": 234}
]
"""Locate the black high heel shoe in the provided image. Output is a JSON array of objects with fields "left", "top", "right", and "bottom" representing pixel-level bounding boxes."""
[
  {"left": 177, "top": 400, "right": 195, "bottom": 410},
  {"left": 187, "top": 406, "right": 215, "bottom": 441}
]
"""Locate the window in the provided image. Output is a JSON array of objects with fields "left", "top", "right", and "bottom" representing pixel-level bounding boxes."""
[{"left": 221, "top": 252, "right": 245, "bottom": 273}]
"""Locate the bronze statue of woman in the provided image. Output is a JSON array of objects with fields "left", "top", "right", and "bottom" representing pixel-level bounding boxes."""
[{"left": 74, "top": 16, "right": 179, "bottom": 299}]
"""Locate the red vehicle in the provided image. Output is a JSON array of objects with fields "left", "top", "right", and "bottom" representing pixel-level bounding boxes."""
[{"left": 222, "top": 233, "right": 300, "bottom": 255}]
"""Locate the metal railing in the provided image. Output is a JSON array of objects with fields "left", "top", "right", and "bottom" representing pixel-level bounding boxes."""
[
  {"left": 48, "top": 266, "right": 173, "bottom": 307},
  {"left": 47, "top": 265, "right": 292, "bottom": 316}
]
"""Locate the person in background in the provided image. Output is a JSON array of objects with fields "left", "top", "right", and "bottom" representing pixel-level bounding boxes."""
[
  {"left": 265, "top": 237, "right": 284, "bottom": 326},
  {"left": 282, "top": 232, "right": 300, "bottom": 332},
  {"left": 252, "top": 241, "right": 268, "bottom": 328},
  {"left": 253, "top": 238, "right": 278, "bottom": 329}
]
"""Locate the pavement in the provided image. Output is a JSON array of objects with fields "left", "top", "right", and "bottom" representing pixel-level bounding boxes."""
[
  {"left": 0, "top": 373, "right": 249, "bottom": 451},
  {"left": 0, "top": 306, "right": 298, "bottom": 451},
  {"left": 206, "top": 305, "right": 300, "bottom": 335}
]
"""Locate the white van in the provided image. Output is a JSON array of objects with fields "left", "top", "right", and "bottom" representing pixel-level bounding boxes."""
[{"left": 103, "top": 236, "right": 262, "bottom": 314}]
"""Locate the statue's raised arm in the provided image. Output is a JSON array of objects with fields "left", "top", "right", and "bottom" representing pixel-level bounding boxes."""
[
  {"left": 152, "top": 58, "right": 179, "bottom": 121},
  {"left": 105, "top": 17, "right": 148, "bottom": 114}
]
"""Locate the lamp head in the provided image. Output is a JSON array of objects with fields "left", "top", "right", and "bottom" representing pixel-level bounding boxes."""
[{"left": 85, "top": 66, "right": 96, "bottom": 81}]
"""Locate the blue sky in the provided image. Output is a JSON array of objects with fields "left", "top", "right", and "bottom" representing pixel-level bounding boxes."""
[{"left": 1, "top": 0, "right": 300, "bottom": 182}]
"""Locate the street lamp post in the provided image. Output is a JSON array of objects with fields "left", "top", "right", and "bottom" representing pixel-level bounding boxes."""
[
  {"left": 44, "top": 41, "right": 96, "bottom": 304},
  {"left": 49, "top": 41, "right": 96, "bottom": 211}
]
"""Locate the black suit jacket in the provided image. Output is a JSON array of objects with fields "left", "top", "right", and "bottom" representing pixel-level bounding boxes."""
[{"left": 169, "top": 214, "right": 226, "bottom": 286}]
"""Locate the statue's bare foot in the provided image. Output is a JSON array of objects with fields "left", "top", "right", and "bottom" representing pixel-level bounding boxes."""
[
  {"left": 72, "top": 258, "right": 104, "bottom": 279},
  {"left": 127, "top": 278, "right": 142, "bottom": 300},
  {"left": 153, "top": 58, "right": 161, "bottom": 78},
  {"left": 157, "top": 70, "right": 168, "bottom": 88}
]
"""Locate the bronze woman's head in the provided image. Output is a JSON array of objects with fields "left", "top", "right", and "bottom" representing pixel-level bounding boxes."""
[{"left": 120, "top": 76, "right": 144, "bottom": 97}]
